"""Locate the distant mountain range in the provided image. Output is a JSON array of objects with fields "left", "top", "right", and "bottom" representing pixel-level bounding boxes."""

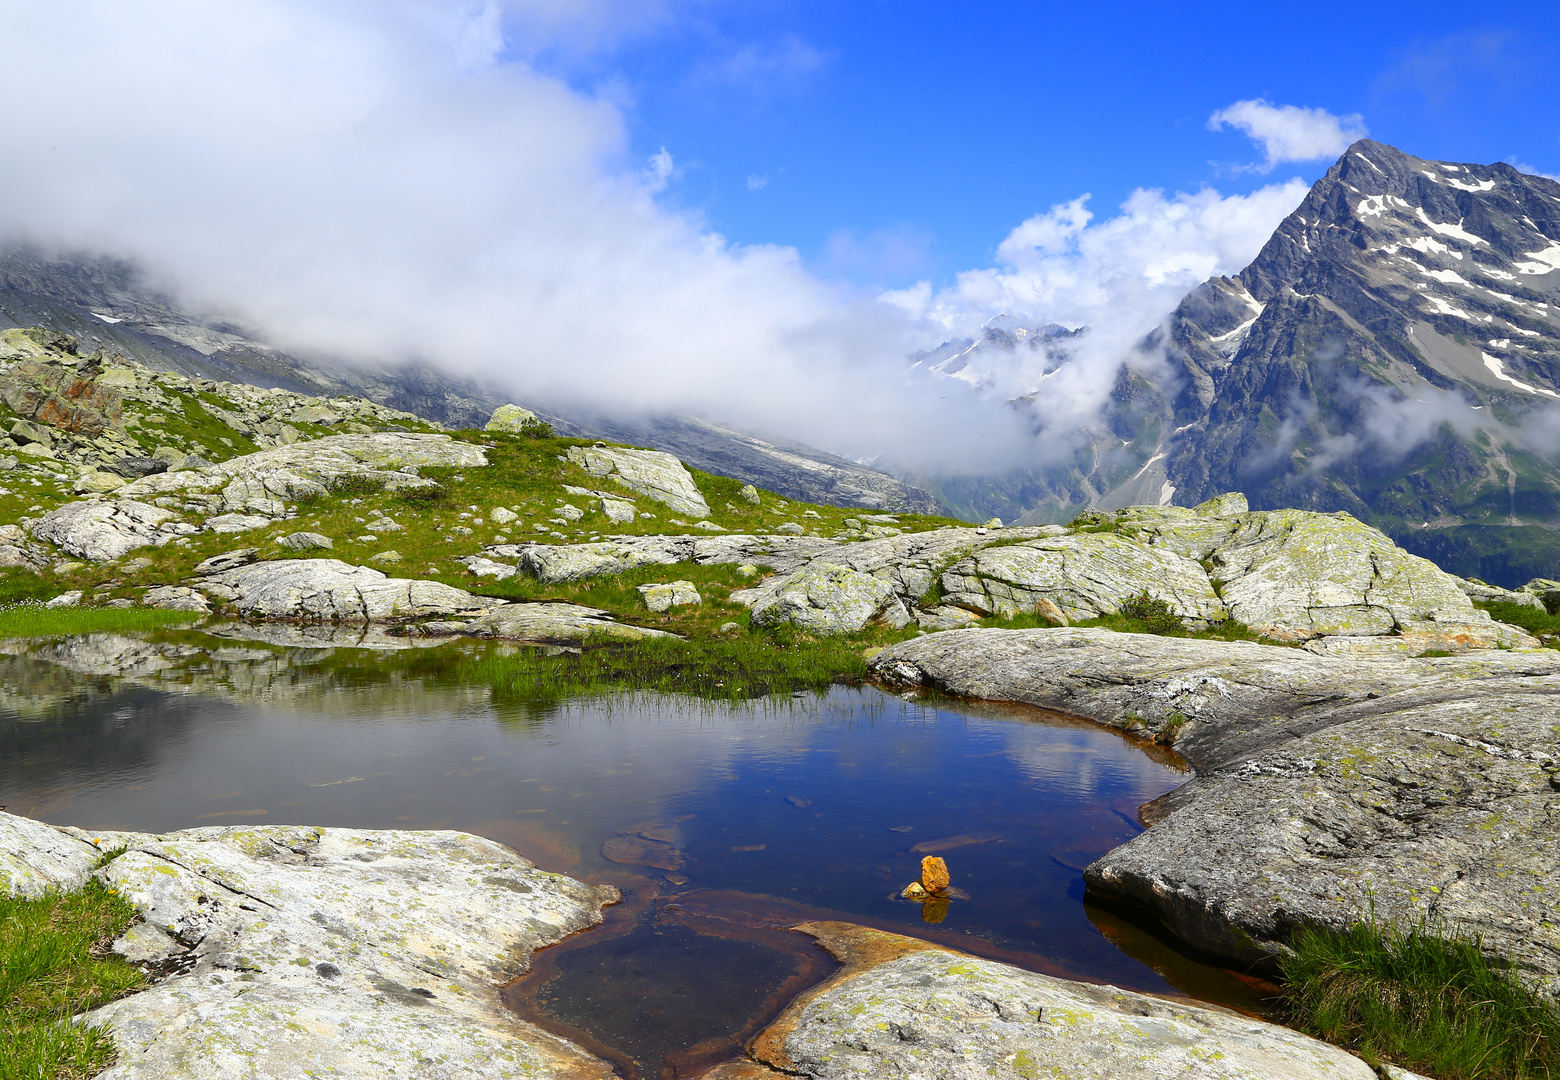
[{"left": 926, "top": 140, "right": 1560, "bottom": 585}]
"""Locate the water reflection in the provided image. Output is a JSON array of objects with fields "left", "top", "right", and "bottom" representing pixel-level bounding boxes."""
[{"left": 0, "top": 632, "right": 1255, "bottom": 1079}]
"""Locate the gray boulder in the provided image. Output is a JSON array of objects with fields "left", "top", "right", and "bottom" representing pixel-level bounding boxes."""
[
  {"left": 203, "top": 513, "right": 272, "bottom": 534},
  {"left": 31, "top": 499, "right": 196, "bottom": 561},
  {"left": 116, "top": 433, "right": 485, "bottom": 518},
  {"left": 462, "top": 602, "right": 675, "bottom": 643},
  {"left": 564, "top": 445, "right": 710, "bottom": 518},
  {"left": 870, "top": 628, "right": 1560, "bottom": 993},
  {"left": 143, "top": 585, "right": 211, "bottom": 613},
  {"left": 277, "top": 531, "right": 334, "bottom": 550},
  {"left": 940, "top": 532, "right": 1224, "bottom": 622},
  {"left": 0, "top": 811, "right": 617, "bottom": 1080},
  {"left": 749, "top": 562, "right": 910, "bottom": 633},
  {"left": 637, "top": 580, "right": 701, "bottom": 612},
  {"left": 199, "top": 559, "right": 505, "bottom": 623},
  {"left": 717, "top": 921, "right": 1382, "bottom": 1080}
]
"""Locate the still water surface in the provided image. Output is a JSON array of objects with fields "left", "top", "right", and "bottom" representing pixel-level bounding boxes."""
[{"left": 0, "top": 637, "right": 1260, "bottom": 1078}]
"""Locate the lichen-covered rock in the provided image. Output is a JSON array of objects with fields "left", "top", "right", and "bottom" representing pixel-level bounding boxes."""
[
  {"left": 31, "top": 499, "right": 194, "bottom": 561},
  {"left": 0, "top": 810, "right": 102, "bottom": 896},
  {"left": 749, "top": 562, "right": 908, "bottom": 633},
  {"left": 722, "top": 922, "right": 1377, "bottom": 1080},
  {"left": 1192, "top": 491, "right": 1249, "bottom": 516},
  {"left": 1198, "top": 510, "right": 1491, "bottom": 642},
  {"left": 637, "top": 580, "right": 701, "bottom": 612},
  {"left": 462, "top": 602, "right": 675, "bottom": 643},
  {"left": 199, "top": 559, "right": 505, "bottom": 623},
  {"left": 870, "top": 628, "right": 1560, "bottom": 993},
  {"left": 484, "top": 402, "right": 540, "bottom": 432},
  {"left": 116, "top": 433, "right": 484, "bottom": 518},
  {"left": 940, "top": 532, "right": 1226, "bottom": 623},
  {"left": 0, "top": 812, "right": 618, "bottom": 1080},
  {"left": 565, "top": 445, "right": 710, "bottom": 518}
]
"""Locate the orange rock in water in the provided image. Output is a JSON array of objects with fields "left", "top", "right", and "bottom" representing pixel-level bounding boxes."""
[{"left": 920, "top": 856, "right": 950, "bottom": 893}]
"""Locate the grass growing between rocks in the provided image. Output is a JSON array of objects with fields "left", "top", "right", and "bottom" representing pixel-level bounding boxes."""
[
  {"left": 1475, "top": 601, "right": 1560, "bottom": 648},
  {"left": 1282, "top": 919, "right": 1560, "bottom": 1079},
  {"left": 0, "top": 881, "right": 144, "bottom": 1080},
  {"left": 395, "top": 629, "right": 915, "bottom": 707},
  {"left": 0, "top": 605, "right": 202, "bottom": 639}
]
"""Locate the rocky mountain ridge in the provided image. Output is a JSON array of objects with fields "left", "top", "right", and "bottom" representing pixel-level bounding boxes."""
[{"left": 946, "top": 140, "right": 1560, "bottom": 585}]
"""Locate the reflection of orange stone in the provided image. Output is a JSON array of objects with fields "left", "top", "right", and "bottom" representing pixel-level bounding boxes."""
[
  {"left": 920, "top": 897, "right": 950, "bottom": 924},
  {"left": 920, "top": 856, "right": 950, "bottom": 893}
]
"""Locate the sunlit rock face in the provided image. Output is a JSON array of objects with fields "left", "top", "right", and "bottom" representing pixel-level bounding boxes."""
[
  {"left": 870, "top": 629, "right": 1560, "bottom": 998},
  {"left": 0, "top": 811, "right": 620, "bottom": 1080}
]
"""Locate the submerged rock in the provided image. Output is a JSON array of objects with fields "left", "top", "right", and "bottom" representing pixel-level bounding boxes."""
[
  {"left": 714, "top": 922, "right": 1383, "bottom": 1080},
  {"left": 871, "top": 628, "right": 1560, "bottom": 993},
  {"left": 0, "top": 811, "right": 619, "bottom": 1080}
]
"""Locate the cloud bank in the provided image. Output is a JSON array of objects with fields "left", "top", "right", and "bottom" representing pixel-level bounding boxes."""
[
  {"left": 1210, "top": 99, "right": 1368, "bottom": 172},
  {"left": 0, "top": 1, "right": 1306, "bottom": 474}
]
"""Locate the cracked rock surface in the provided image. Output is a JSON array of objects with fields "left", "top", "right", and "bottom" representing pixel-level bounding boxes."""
[
  {"left": 870, "top": 628, "right": 1560, "bottom": 993},
  {"left": 0, "top": 810, "right": 618, "bottom": 1080},
  {"left": 704, "top": 922, "right": 1392, "bottom": 1080}
]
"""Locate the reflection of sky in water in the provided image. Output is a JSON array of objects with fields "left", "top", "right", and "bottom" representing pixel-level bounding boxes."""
[{"left": 1, "top": 667, "right": 1190, "bottom": 992}]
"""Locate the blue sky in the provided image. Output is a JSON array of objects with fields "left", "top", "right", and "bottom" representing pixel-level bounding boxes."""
[
  {"left": 540, "top": 1, "right": 1560, "bottom": 287},
  {"left": 4, "top": 1, "right": 1559, "bottom": 468}
]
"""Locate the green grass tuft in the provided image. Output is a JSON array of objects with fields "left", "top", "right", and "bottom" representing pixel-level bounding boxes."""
[
  {"left": 0, "top": 605, "right": 203, "bottom": 640},
  {"left": 0, "top": 881, "right": 145, "bottom": 1080},
  {"left": 1281, "top": 918, "right": 1560, "bottom": 1079}
]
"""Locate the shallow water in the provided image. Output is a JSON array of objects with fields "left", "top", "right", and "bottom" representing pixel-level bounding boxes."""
[{"left": 0, "top": 635, "right": 1264, "bottom": 1079}]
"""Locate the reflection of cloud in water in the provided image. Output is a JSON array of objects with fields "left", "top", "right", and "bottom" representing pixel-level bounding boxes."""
[{"left": 999, "top": 721, "right": 1182, "bottom": 800}]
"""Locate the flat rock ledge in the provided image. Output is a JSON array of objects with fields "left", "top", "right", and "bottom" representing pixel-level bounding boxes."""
[
  {"left": 870, "top": 628, "right": 1560, "bottom": 996},
  {"left": 703, "top": 922, "right": 1423, "bottom": 1080},
  {"left": 0, "top": 810, "right": 619, "bottom": 1080}
]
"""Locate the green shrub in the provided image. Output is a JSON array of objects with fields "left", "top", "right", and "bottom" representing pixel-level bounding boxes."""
[
  {"left": 0, "top": 881, "right": 145, "bottom": 1080},
  {"left": 1282, "top": 918, "right": 1560, "bottom": 1079},
  {"left": 1116, "top": 590, "right": 1185, "bottom": 635}
]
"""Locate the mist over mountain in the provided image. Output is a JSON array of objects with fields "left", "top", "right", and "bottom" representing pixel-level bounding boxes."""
[{"left": 938, "top": 140, "right": 1560, "bottom": 584}]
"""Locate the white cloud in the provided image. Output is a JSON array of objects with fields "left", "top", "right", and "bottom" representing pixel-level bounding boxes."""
[
  {"left": 746, "top": 174, "right": 770, "bottom": 191},
  {"left": 1508, "top": 157, "right": 1560, "bottom": 183},
  {"left": 887, "top": 182, "right": 1308, "bottom": 438},
  {"left": 0, "top": 1, "right": 1309, "bottom": 477},
  {"left": 1209, "top": 99, "right": 1367, "bottom": 173},
  {"left": 694, "top": 33, "right": 831, "bottom": 97}
]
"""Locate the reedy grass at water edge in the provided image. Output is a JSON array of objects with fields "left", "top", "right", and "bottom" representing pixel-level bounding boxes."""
[
  {"left": 0, "top": 880, "right": 145, "bottom": 1080},
  {"left": 1281, "top": 918, "right": 1560, "bottom": 1079},
  {"left": 397, "top": 630, "right": 901, "bottom": 706},
  {"left": 0, "top": 605, "right": 202, "bottom": 640}
]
